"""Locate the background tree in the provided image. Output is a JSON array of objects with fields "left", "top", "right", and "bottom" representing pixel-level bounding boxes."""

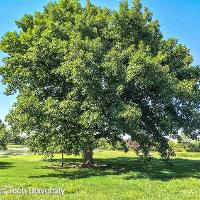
[
  {"left": 0, "top": 120, "right": 7, "bottom": 150},
  {"left": 0, "top": 0, "right": 199, "bottom": 165}
]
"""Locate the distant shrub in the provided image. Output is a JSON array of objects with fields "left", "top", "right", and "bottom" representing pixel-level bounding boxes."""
[
  {"left": 114, "top": 141, "right": 129, "bottom": 152},
  {"left": 95, "top": 138, "right": 128, "bottom": 152},
  {"left": 126, "top": 139, "right": 140, "bottom": 155},
  {"left": 0, "top": 133, "right": 7, "bottom": 150},
  {"left": 168, "top": 141, "right": 187, "bottom": 152},
  {"left": 95, "top": 138, "right": 113, "bottom": 150},
  {"left": 0, "top": 122, "right": 8, "bottom": 150},
  {"left": 187, "top": 141, "right": 200, "bottom": 152},
  {"left": 11, "top": 135, "right": 25, "bottom": 145}
]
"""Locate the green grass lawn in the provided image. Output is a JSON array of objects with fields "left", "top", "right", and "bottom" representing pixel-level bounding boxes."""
[{"left": 1, "top": 147, "right": 200, "bottom": 200}]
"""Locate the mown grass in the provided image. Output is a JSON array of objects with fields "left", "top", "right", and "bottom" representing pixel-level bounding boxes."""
[
  {"left": 176, "top": 152, "right": 200, "bottom": 158},
  {"left": 1, "top": 147, "right": 200, "bottom": 200}
]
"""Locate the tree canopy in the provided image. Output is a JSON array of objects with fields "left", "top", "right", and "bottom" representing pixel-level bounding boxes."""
[{"left": 0, "top": 0, "right": 199, "bottom": 163}]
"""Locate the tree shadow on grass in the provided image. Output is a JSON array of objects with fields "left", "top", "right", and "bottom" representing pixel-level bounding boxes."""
[
  {"left": 0, "top": 161, "right": 14, "bottom": 169},
  {"left": 28, "top": 157, "right": 200, "bottom": 181}
]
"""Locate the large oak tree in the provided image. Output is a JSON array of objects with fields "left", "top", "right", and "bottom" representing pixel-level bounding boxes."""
[{"left": 0, "top": 0, "right": 199, "bottom": 165}]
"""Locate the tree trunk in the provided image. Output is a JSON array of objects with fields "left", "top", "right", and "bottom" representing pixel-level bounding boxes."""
[{"left": 82, "top": 145, "right": 94, "bottom": 167}]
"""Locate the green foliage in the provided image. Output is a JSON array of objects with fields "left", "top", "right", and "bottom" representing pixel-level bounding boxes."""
[
  {"left": 10, "top": 135, "right": 25, "bottom": 145},
  {"left": 95, "top": 138, "right": 129, "bottom": 152},
  {"left": 186, "top": 141, "right": 200, "bottom": 152},
  {"left": 168, "top": 140, "right": 187, "bottom": 152},
  {"left": 114, "top": 140, "right": 129, "bottom": 152},
  {"left": 0, "top": 120, "right": 7, "bottom": 150},
  {"left": 174, "top": 134, "right": 200, "bottom": 153},
  {"left": 178, "top": 134, "right": 192, "bottom": 149},
  {"left": 95, "top": 138, "right": 113, "bottom": 150},
  {"left": 0, "top": 0, "right": 199, "bottom": 159},
  {"left": 6, "top": 128, "right": 25, "bottom": 145}
]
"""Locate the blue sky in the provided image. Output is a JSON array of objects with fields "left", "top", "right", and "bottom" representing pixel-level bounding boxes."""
[{"left": 0, "top": 0, "right": 200, "bottom": 121}]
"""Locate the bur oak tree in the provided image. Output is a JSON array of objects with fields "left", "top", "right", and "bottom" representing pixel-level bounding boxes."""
[{"left": 0, "top": 0, "right": 199, "bottom": 165}]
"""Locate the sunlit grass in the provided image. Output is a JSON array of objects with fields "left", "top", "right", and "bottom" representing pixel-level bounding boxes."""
[{"left": 0, "top": 146, "right": 200, "bottom": 199}]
